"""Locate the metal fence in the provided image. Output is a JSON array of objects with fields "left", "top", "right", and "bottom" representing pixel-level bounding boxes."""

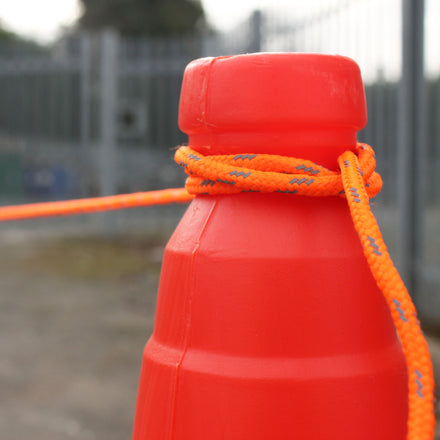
[
  {"left": 0, "top": 0, "right": 439, "bottom": 324},
  {"left": 0, "top": 1, "right": 436, "bottom": 200},
  {"left": 0, "top": 12, "right": 261, "bottom": 198}
]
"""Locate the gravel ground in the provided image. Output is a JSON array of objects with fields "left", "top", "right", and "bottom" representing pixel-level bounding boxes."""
[
  {"left": 0, "top": 232, "right": 165, "bottom": 440},
  {"left": 0, "top": 203, "right": 439, "bottom": 439}
]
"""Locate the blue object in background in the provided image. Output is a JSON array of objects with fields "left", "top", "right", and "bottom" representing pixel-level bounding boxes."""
[{"left": 24, "top": 166, "right": 80, "bottom": 200}]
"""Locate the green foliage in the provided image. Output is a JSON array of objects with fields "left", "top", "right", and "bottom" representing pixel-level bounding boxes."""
[
  {"left": 0, "top": 20, "right": 46, "bottom": 53},
  {"left": 79, "top": 0, "right": 207, "bottom": 36},
  {"left": 0, "top": 21, "right": 18, "bottom": 41}
]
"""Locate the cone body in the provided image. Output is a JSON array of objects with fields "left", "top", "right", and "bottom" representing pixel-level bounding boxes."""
[{"left": 132, "top": 53, "right": 408, "bottom": 439}]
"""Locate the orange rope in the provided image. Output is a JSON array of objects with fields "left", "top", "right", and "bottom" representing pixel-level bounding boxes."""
[
  {"left": 176, "top": 142, "right": 435, "bottom": 440},
  {"left": 175, "top": 143, "right": 382, "bottom": 197},
  {"left": 0, "top": 142, "right": 435, "bottom": 438},
  {"left": 0, "top": 188, "right": 193, "bottom": 221},
  {"left": 339, "top": 148, "right": 435, "bottom": 439}
]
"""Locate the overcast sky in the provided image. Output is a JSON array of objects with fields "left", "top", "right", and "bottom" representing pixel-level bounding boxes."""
[
  {"left": 0, "top": 0, "right": 80, "bottom": 42},
  {"left": 0, "top": 0, "right": 438, "bottom": 77},
  {"left": 0, "top": 0, "right": 338, "bottom": 42},
  {"left": 0, "top": 0, "right": 272, "bottom": 43}
]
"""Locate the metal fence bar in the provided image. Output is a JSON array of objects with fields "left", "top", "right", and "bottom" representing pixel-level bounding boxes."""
[
  {"left": 397, "top": 0, "right": 426, "bottom": 295},
  {"left": 99, "top": 30, "right": 119, "bottom": 197},
  {"left": 249, "top": 10, "right": 263, "bottom": 53},
  {"left": 80, "top": 34, "right": 91, "bottom": 150}
]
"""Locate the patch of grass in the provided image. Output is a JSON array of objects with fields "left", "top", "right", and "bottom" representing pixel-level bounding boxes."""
[{"left": 21, "top": 233, "right": 170, "bottom": 281}]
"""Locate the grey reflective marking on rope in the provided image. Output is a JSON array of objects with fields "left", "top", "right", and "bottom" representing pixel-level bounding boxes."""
[
  {"left": 392, "top": 299, "right": 408, "bottom": 322},
  {"left": 200, "top": 180, "right": 216, "bottom": 187},
  {"left": 344, "top": 160, "right": 350, "bottom": 167},
  {"left": 188, "top": 154, "right": 201, "bottom": 161},
  {"left": 367, "top": 236, "right": 382, "bottom": 256},
  {"left": 289, "top": 177, "right": 315, "bottom": 185},
  {"left": 217, "top": 179, "right": 236, "bottom": 185},
  {"left": 415, "top": 370, "right": 424, "bottom": 398},
  {"left": 413, "top": 312, "right": 422, "bottom": 332},
  {"left": 275, "top": 189, "right": 298, "bottom": 194},
  {"left": 234, "top": 154, "right": 257, "bottom": 161},
  {"left": 295, "top": 164, "right": 320, "bottom": 175},
  {"left": 296, "top": 178, "right": 308, "bottom": 185},
  {"left": 229, "top": 171, "right": 252, "bottom": 178},
  {"left": 350, "top": 187, "right": 361, "bottom": 203}
]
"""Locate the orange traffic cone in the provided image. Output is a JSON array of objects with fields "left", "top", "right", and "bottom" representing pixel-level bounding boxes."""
[{"left": 132, "top": 53, "right": 409, "bottom": 439}]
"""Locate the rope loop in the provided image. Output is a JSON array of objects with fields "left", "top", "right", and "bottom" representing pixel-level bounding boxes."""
[
  {"left": 0, "top": 141, "right": 433, "bottom": 439},
  {"left": 175, "top": 142, "right": 382, "bottom": 198},
  {"left": 176, "top": 142, "right": 436, "bottom": 440}
]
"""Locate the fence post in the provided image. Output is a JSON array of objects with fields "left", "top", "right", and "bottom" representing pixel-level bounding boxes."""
[
  {"left": 99, "top": 29, "right": 119, "bottom": 197},
  {"left": 249, "top": 10, "right": 263, "bottom": 53},
  {"left": 397, "top": 0, "right": 426, "bottom": 296},
  {"left": 80, "top": 33, "right": 91, "bottom": 151}
]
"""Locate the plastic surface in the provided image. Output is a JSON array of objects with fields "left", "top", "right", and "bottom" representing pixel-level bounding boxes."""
[{"left": 132, "top": 53, "right": 407, "bottom": 440}]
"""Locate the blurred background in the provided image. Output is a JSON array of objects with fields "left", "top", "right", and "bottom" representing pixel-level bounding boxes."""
[{"left": 0, "top": 0, "right": 439, "bottom": 438}]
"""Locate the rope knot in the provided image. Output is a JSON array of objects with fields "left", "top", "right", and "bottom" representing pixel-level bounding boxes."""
[
  {"left": 175, "top": 141, "right": 436, "bottom": 440},
  {"left": 175, "top": 143, "right": 382, "bottom": 199}
]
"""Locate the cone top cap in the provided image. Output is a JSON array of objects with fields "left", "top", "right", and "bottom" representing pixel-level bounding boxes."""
[
  {"left": 178, "top": 53, "right": 367, "bottom": 164},
  {"left": 180, "top": 52, "right": 366, "bottom": 131}
]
